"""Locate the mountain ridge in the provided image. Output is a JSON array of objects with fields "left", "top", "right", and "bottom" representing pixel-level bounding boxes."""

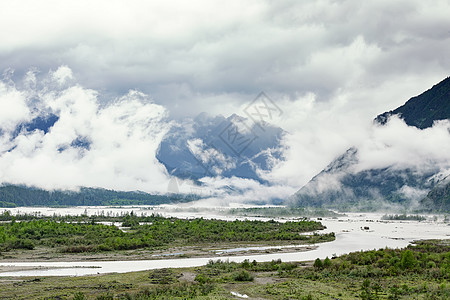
[
  {"left": 156, "top": 112, "right": 285, "bottom": 182},
  {"left": 375, "top": 77, "right": 450, "bottom": 129},
  {"left": 290, "top": 77, "right": 450, "bottom": 212}
]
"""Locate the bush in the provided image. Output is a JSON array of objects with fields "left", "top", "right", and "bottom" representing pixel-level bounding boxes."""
[
  {"left": 314, "top": 258, "right": 323, "bottom": 269},
  {"left": 400, "top": 250, "right": 416, "bottom": 269},
  {"left": 73, "top": 292, "right": 86, "bottom": 300},
  {"left": 194, "top": 274, "right": 211, "bottom": 284},
  {"left": 323, "top": 256, "right": 332, "bottom": 268},
  {"left": 232, "top": 270, "right": 254, "bottom": 282},
  {"left": 12, "top": 239, "right": 35, "bottom": 250}
]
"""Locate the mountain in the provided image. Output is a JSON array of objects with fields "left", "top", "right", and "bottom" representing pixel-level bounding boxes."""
[
  {"left": 420, "top": 176, "right": 450, "bottom": 212},
  {"left": 375, "top": 77, "right": 450, "bottom": 129},
  {"left": 290, "top": 147, "right": 438, "bottom": 211},
  {"left": 156, "top": 113, "right": 285, "bottom": 182},
  {"left": 0, "top": 185, "right": 191, "bottom": 207},
  {"left": 290, "top": 77, "right": 450, "bottom": 211}
]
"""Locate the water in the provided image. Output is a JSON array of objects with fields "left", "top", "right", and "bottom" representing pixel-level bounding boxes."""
[{"left": 0, "top": 208, "right": 448, "bottom": 277}]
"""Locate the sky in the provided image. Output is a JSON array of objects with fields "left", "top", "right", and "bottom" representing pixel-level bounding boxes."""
[{"left": 0, "top": 0, "right": 449, "bottom": 202}]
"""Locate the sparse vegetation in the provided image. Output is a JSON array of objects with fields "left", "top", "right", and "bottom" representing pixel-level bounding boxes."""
[
  {"left": 381, "top": 214, "right": 427, "bottom": 221},
  {"left": 226, "top": 207, "right": 343, "bottom": 218},
  {"left": 0, "top": 240, "right": 449, "bottom": 299}
]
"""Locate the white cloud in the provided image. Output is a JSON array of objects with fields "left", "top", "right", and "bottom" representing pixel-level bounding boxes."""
[
  {"left": 356, "top": 117, "right": 450, "bottom": 172},
  {"left": 52, "top": 66, "right": 73, "bottom": 85},
  {"left": 0, "top": 82, "right": 30, "bottom": 131},
  {"left": 187, "top": 138, "right": 236, "bottom": 175},
  {"left": 0, "top": 1, "right": 448, "bottom": 118},
  {"left": 0, "top": 1, "right": 449, "bottom": 202},
  {"left": 0, "top": 69, "right": 171, "bottom": 192}
]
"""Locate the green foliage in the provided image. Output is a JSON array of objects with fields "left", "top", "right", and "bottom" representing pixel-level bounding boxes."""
[
  {"left": 232, "top": 270, "right": 254, "bottom": 282},
  {"left": 360, "top": 279, "right": 380, "bottom": 300},
  {"left": 95, "top": 282, "right": 216, "bottom": 299},
  {"left": 400, "top": 250, "right": 416, "bottom": 269},
  {"left": 72, "top": 292, "right": 87, "bottom": 300},
  {"left": 148, "top": 269, "right": 177, "bottom": 284},
  {"left": 227, "top": 207, "right": 342, "bottom": 218},
  {"left": 0, "top": 184, "right": 192, "bottom": 207},
  {"left": 194, "top": 273, "right": 211, "bottom": 284},
  {"left": 2, "top": 241, "right": 450, "bottom": 299},
  {"left": 0, "top": 216, "right": 331, "bottom": 253},
  {"left": 323, "top": 256, "right": 332, "bottom": 268},
  {"left": 382, "top": 214, "right": 426, "bottom": 221},
  {"left": 313, "top": 258, "right": 323, "bottom": 269},
  {"left": 122, "top": 211, "right": 140, "bottom": 228}
]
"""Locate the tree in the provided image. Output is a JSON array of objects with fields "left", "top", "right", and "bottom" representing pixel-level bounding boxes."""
[
  {"left": 400, "top": 250, "right": 416, "bottom": 269},
  {"left": 314, "top": 258, "right": 323, "bottom": 269},
  {"left": 323, "top": 256, "right": 332, "bottom": 268}
]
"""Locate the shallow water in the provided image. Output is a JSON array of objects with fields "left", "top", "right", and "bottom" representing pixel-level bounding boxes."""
[{"left": 0, "top": 208, "right": 448, "bottom": 277}]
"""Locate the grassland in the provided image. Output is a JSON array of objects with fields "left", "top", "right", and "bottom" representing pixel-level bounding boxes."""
[{"left": 0, "top": 240, "right": 449, "bottom": 299}]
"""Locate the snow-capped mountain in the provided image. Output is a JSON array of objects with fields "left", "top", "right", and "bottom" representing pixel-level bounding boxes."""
[{"left": 157, "top": 112, "right": 285, "bottom": 182}]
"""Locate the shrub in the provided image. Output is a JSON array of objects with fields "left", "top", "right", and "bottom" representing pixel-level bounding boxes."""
[
  {"left": 73, "top": 292, "right": 86, "bottom": 300},
  {"left": 12, "top": 239, "right": 35, "bottom": 250},
  {"left": 314, "top": 258, "right": 323, "bottom": 269},
  {"left": 400, "top": 250, "right": 416, "bottom": 269},
  {"left": 232, "top": 270, "right": 254, "bottom": 282},
  {"left": 194, "top": 274, "right": 211, "bottom": 284},
  {"left": 323, "top": 256, "right": 332, "bottom": 268}
]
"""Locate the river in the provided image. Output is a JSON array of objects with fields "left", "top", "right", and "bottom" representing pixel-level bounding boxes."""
[{"left": 0, "top": 207, "right": 448, "bottom": 276}]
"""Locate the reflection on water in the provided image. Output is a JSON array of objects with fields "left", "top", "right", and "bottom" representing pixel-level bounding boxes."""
[{"left": 0, "top": 207, "right": 448, "bottom": 277}]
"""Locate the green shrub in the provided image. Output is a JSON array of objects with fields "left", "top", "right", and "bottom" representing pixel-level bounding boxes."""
[
  {"left": 232, "top": 270, "right": 254, "bottom": 282},
  {"left": 194, "top": 274, "right": 211, "bottom": 284},
  {"left": 314, "top": 258, "right": 323, "bottom": 269},
  {"left": 400, "top": 250, "right": 416, "bottom": 269},
  {"left": 73, "top": 292, "right": 86, "bottom": 300},
  {"left": 323, "top": 256, "right": 332, "bottom": 268}
]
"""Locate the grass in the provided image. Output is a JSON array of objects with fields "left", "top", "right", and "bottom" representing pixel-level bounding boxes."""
[{"left": 1, "top": 240, "right": 449, "bottom": 299}]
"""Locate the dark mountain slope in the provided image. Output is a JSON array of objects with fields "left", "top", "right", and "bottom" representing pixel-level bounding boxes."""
[
  {"left": 420, "top": 177, "right": 450, "bottom": 212},
  {"left": 157, "top": 113, "right": 284, "bottom": 182},
  {"left": 376, "top": 77, "right": 450, "bottom": 129},
  {"left": 290, "top": 77, "right": 450, "bottom": 211},
  {"left": 290, "top": 148, "right": 436, "bottom": 211}
]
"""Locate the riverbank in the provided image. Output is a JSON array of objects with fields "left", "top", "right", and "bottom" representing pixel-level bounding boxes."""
[
  {"left": 0, "top": 241, "right": 318, "bottom": 268},
  {"left": 0, "top": 240, "right": 448, "bottom": 299}
]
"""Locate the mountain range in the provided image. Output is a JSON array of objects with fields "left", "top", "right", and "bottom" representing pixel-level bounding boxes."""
[
  {"left": 0, "top": 77, "right": 449, "bottom": 211},
  {"left": 156, "top": 112, "right": 284, "bottom": 183},
  {"left": 290, "top": 77, "right": 450, "bottom": 212}
]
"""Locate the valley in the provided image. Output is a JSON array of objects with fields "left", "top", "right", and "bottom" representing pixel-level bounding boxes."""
[{"left": 0, "top": 206, "right": 448, "bottom": 299}]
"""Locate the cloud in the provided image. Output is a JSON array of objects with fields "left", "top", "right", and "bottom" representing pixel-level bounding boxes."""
[
  {"left": 0, "top": 1, "right": 448, "bottom": 119},
  {"left": 0, "top": 1, "right": 449, "bottom": 203},
  {"left": 356, "top": 117, "right": 450, "bottom": 172},
  {"left": 52, "top": 66, "right": 73, "bottom": 85},
  {"left": 0, "top": 66, "right": 448, "bottom": 205},
  {"left": 187, "top": 138, "right": 237, "bottom": 175},
  {"left": 0, "top": 82, "right": 30, "bottom": 131},
  {"left": 0, "top": 68, "right": 171, "bottom": 192}
]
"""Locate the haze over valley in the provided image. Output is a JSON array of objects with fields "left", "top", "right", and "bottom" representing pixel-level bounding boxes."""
[{"left": 0, "top": 1, "right": 449, "bottom": 299}]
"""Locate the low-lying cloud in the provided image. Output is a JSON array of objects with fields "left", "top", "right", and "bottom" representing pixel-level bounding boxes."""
[
  {"left": 0, "top": 67, "right": 449, "bottom": 205},
  {"left": 0, "top": 67, "right": 171, "bottom": 192},
  {"left": 0, "top": 0, "right": 449, "bottom": 204}
]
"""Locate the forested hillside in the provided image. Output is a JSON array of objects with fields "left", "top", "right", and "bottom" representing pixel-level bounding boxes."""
[{"left": 0, "top": 185, "right": 189, "bottom": 207}]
